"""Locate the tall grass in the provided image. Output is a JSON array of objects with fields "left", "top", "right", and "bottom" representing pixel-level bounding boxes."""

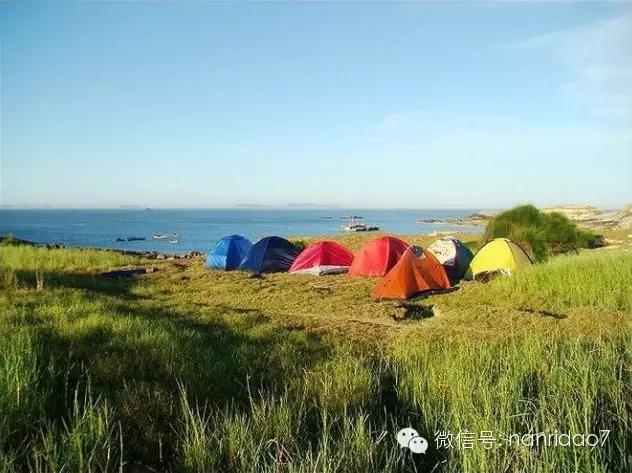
[
  {"left": 1, "top": 327, "right": 629, "bottom": 471},
  {"left": 0, "top": 334, "right": 48, "bottom": 444},
  {"left": 0, "top": 333, "right": 122, "bottom": 473},
  {"left": 454, "top": 251, "right": 632, "bottom": 312},
  {"left": 176, "top": 384, "right": 400, "bottom": 472},
  {"left": 0, "top": 244, "right": 136, "bottom": 290},
  {"left": 31, "top": 389, "right": 122, "bottom": 473},
  {"left": 171, "top": 332, "right": 631, "bottom": 473},
  {"left": 392, "top": 332, "right": 631, "bottom": 473},
  {"left": 0, "top": 245, "right": 135, "bottom": 273}
]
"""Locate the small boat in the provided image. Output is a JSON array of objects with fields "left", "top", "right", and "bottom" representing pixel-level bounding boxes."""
[
  {"left": 169, "top": 238, "right": 179, "bottom": 244},
  {"left": 340, "top": 217, "right": 379, "bottom": 232},
  {"left": 126, "top": 236, "right": 146, "bottom": 241},
  {"left": 341, "top": 223, "right": 369, "bottom": 232},
  {"left": 343, "top": 225, "right": 380, "bottom": 232},
  {"left": 416, "top": 218, "right": 446, "bottom": 224},
  {"left": 153, "top": 232, "right": 180, "bottom": 240}
]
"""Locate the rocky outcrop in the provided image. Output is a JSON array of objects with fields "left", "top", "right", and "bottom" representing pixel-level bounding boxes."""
[
  {"left": 542, "top": 204, "right": 632, "bottom": 230},
  {"left": 613, "top": 205, "right": 632, "bottom": 230},
  {"left": 129, "top": 250, "right": 204, "bottom": 260},
  {"left": 441, "top": 210, "right": 500, "bottom": 227},
  {"left": 542, "top": 205, "right": 603, "bottom": 221},
  {"left": 442, "top": 205, "right": 632, "bottom": 230}
]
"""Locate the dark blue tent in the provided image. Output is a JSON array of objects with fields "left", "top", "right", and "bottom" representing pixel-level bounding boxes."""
[
  {"left": 239, "top": 236, "right": 300, "bottom": 273},
  {"left": 206, "top": 235, "right": 253, "bottom": 270}
]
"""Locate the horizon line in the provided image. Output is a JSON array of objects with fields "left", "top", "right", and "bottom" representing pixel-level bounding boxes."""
[{"left": 0, "top": 206, "right": 490, "bottom": 211}]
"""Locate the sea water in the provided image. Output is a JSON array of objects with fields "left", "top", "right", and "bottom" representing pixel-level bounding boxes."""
[{"left": 0, "top": 209, "right": 482, "bottom": 254}]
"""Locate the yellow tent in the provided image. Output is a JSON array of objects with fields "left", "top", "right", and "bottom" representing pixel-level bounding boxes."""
[{"left": 466, "top": 238, "right": 532, "bottom": 279}]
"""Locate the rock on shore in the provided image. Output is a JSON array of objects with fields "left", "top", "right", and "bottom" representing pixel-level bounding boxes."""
[
  {"left": 541, "top": 205, "right": 603, "bottom": 221},
  {"left": 543, "top": 204, "right": 632, "bottom": 230},
  {"left": 442, "top": 205, "right": 632, "bottom": 230},
  {"left": 445, "top": 210, "right": 500, "bottom": 227}
]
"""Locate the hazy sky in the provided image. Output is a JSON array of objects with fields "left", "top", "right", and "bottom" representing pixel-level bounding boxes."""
[{"left": 1, "top": 1, "right": 631, "bottom": 209}]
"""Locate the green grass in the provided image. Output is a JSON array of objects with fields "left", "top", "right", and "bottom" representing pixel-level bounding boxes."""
[
  {"left": 0, "top": 239, "right": 630, "bottom": 472},
  {"left": 0, "top": 245, "right": 135, "bottom": 273},
  {"left": 449, "top": 251, "right": 632, "bottom": 312},
  {"left": 0, "top": 245, "right": 136, "bottom": 291},
  {"left": 392, "top": 332, "right": 630, "bottom": 473}
]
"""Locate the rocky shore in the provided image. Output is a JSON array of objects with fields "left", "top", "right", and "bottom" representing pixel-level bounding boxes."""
[
  {"left": 542, "top": 205, "right": 632, "bottom": 230},
  {"left": 442, "top": 210, "right": 500, "bottom": 227},
  {"left": 0, "top": 235, "right": 203, "bottom": 260},
  {"left": 441, "top": 205, "right": 632, "bottom": 230}
]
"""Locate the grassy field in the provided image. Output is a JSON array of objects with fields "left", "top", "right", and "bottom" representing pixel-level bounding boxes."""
[{"left": 0, "top": 235, "right": 630, "bottom": 472}]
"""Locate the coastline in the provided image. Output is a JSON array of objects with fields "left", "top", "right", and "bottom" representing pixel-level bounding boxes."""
[
  {"left": 0, "top": 228, "right": 484, "bottom": 262},
  {"left": 0, "top": 208, "right": 482, "bottom": 254},
  {"left": 3, "top": 204, "right": 630, "bottom": 257},
  {"left": 0, "top": 235, "right": 204, "bottom": 260}
]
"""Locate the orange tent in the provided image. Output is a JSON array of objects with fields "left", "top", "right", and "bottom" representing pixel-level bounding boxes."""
[{"left": 371, "top": 246, "right": 451, "bottom": 300}]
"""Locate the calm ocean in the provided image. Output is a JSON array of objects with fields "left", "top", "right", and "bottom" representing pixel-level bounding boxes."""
[{"left": 0, "top": 209, "right": 481, "bottom": 254}]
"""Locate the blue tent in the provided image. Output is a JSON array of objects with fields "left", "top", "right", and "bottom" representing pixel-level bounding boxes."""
[
  {"left": 206, "top": 235, "right": 253, "bottom": 270},
  {"left": 239, "top": 236, "right": 300, "bottom": 273}
]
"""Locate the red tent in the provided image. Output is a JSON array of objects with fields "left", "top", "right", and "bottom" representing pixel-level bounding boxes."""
[
  {"left": 372, "top": 246, "right": 451, "bottom": 300},
  {"left": 348, "top": 236, "right": 409, "bottom": 277},
  {"left": 289, "top": 241, "right": 354, "bottom": 275}
]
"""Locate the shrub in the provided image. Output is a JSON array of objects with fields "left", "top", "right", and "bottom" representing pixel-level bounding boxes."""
[
  {"left": 289, "top": 239, "right": 309, "bottom": 252},
  {"left": 482, "top": 205, "right": 595, "bottom": 262}
]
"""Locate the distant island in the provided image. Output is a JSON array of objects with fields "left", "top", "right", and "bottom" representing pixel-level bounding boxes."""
[{"left": 233, "top": 203, "right": 344, "bottom": 209}]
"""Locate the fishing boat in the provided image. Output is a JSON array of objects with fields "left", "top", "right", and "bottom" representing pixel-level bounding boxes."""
[
  {"left": 416, "top": 218, "right": 446, "bottom": 224},
  {"left": 153, "top": 232, "right": 179, "bottom": 240},
  {"left": 340, "top": 216, "right": 379, "bottom": 232}
]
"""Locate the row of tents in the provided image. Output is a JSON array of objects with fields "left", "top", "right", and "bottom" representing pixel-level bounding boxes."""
[{"left": 206, "top": 234, "right": 532, "bottom": 300}]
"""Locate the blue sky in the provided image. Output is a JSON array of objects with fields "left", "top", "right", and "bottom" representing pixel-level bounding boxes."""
[{"left": 1, "top": 1, "right": 631, "bottom": 209}]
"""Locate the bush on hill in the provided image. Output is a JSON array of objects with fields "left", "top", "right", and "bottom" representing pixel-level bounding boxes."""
[{"left": 482, "top": 205, "right": 596, "bottom": 262}]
